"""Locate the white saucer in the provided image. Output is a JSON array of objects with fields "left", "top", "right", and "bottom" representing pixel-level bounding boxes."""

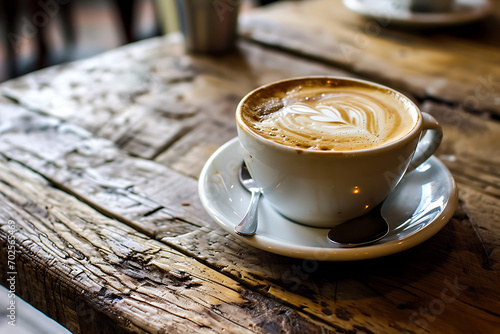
[
  {"left": 343, "top": 0, "right": 493, "bottom": 27},
  {"left": 198, "top": 138, "right": 458, "bottom": 261}
]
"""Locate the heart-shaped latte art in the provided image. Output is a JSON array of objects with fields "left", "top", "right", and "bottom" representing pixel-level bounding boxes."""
[{"left": 285, "top": 102, "right": 380, "bottom": 137}]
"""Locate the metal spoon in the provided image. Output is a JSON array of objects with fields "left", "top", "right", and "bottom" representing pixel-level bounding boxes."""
[
  {"left": 234, "top": 162, "right": 262, "bottom": 236},
  {"left": 327, "top": 202, "right": 389, "bottom": 247}
]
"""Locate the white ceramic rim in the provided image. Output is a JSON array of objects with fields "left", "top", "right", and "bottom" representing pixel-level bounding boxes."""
[
  {"left": 343, "top": 0, "right": 493, "bottom": 26},
  {"left": 236, "top": 76, "right": 423, "bottom": 156}
]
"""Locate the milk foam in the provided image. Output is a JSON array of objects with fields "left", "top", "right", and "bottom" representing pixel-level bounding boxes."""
[{"left": 241, "top": 83, "right": 418, "bottom": 151}]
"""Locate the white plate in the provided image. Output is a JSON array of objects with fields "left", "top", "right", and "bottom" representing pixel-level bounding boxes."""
[
  {"left": 343, "top": 0, "right": 493, "bottom": 27},
  {"left": 198, "top": 138, "right": 458, "bottom": 261}
]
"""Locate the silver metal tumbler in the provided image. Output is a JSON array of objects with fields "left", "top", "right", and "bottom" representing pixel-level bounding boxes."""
[{"left": 175, "top": 0, "right": 240, "bottom": 54}]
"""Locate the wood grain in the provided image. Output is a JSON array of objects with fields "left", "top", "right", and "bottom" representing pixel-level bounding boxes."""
[
  {"left": 0, "top": 156, "right": 334, "bottom": 333},
  {"left": 0, "top": 100, "right": 207, "bottom": 239}
]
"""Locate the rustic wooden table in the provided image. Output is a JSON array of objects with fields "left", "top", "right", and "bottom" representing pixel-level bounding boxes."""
[{"left": 1, "top": 0, "right": 499, "bottom": 333}]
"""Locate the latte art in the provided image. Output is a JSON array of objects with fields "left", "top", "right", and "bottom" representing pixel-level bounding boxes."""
[
  {"left": 262, "top": 92, "right": 393, "bottom": 149},
  {"left": 239, "top": 80, "right": 418, "bottom": 151}
]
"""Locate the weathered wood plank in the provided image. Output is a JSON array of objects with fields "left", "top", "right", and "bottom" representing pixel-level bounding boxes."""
[
  {"left": 0, "top": 36, "right": 199, "bottom": 160},
  {"left": 0, "top": 157, "right": 334, "bottom": 333},
  {"left": 0, "top": 100, "right": 206, "bottom": 238},
  {"left": 239, "top": 0, "right": 500, "bottom": 115},
  {"left": 422, "top": 100, "right": 500, "bottom": 201},
  {"left": 155, "top": 118, "right": 237, "bottom": 179}
]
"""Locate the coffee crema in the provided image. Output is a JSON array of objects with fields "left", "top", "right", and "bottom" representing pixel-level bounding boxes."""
[{"left": 238, "top": 79, "right": 419, "bottom": 151}]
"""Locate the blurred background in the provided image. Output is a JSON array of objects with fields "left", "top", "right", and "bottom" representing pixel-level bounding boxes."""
[
  {"left": 0, "top": 0, "right": 278, "bottom": 83},
  {"left": 0, "top": 0, "right": 162, "bottom": 82}
]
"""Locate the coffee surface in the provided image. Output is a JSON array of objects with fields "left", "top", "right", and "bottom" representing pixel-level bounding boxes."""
[{"left": 239, "top": 79, "right": 418, "bottom": 151}]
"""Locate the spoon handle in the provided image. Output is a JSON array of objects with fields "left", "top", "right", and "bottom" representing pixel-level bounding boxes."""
[{"left": 234, "top": 189, "right": 261, "bottom": 236}]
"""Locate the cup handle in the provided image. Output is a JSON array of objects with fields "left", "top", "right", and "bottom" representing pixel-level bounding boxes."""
[{"left": 407, "top": 112, "right": 443, "bottom": 172}]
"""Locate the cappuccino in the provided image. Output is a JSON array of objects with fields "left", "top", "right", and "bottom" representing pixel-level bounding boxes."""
[{"left": 238, "top": 78, "right": 419, "bottom": 151}]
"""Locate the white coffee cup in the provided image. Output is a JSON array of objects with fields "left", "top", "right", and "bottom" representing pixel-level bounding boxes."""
[{"left": 236, "top": 77, "right": 443, "bottom": 228}]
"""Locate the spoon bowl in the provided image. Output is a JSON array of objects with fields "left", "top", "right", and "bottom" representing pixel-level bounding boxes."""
[{"left": 327, "top": 203, "right": 389, "bottom": 247}]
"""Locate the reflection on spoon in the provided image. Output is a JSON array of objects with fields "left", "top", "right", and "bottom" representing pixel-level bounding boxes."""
[
  {"left": 234, "top": 162, "right": 262, "bottom": 236},
  {"left": 327, "top": 203, "right": 389, "bottom": 247}
]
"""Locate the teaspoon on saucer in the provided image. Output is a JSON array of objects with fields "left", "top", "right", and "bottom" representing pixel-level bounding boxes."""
[
  {"left": 234, "top": 162, "right": 262, "bottom": 236},
  {"left": 327, "top": 202, "right": 389, "bottom": 247}
]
